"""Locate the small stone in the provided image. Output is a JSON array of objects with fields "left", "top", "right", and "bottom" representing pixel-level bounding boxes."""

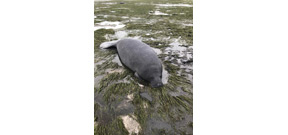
[
  {"left": 140, "top": 92, "right": 153, "bottom": 102},
  {"left": 121, "top": 115, "right": 141, "bottom": 135}
]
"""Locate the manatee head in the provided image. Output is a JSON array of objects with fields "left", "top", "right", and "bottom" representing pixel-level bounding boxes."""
[
  {"left": 147, "top": 65, "right": 163, "bottom": 88},
  {"left": 150, "top": 76, "right": 163, "bottom": 88},
  {"left": 139, "top": 63, "right": 163, "bottom": 88}
]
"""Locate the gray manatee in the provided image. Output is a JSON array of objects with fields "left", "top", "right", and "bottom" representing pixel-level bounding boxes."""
[{"left": 100, "top": 38, "right": 163, "bottom": 88}]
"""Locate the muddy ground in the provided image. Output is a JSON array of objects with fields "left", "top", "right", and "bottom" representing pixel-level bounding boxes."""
[{"left": 94, "top": 0, "right": 193, "bottom": 134}]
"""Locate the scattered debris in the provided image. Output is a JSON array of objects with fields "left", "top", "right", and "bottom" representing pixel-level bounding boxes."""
[{"left": 121, "top": 115, "right": 141, "bottom": 135}]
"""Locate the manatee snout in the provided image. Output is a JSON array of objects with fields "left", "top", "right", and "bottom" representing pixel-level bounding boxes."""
[{"left": 151, "top": 78, "right": 163, "bottom": 88}]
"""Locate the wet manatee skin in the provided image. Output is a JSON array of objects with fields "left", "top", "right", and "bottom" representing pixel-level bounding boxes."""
[{"left": 116, "top": 39, "right": 163, "bottom": 88}]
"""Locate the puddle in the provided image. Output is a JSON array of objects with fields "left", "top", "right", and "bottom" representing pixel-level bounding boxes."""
[
  {"left": 130, "top": 17, "right": 142, "bottom": 21},
  {"left": 168, "top": 19, "right": 193, "bottom": 28},
  {"left": 137, "top": 3, "right": 150, "bottom": 5},
  {"left": 152, "top": 48, "right": 162, "bottom": 55},
  {"left": 183, "top": 23, "right": 193, "bottom": 27},
  {"left": 121, "top": 115, "right": 141, "bottom": 135},
  {"left": 95, "top": 19, "right": 104, "bottom": 22},
  {"left": 126, "top": 29, "right": 150, "bottom": 36},
  {"left": 94, "top": 0, "right": 112, "bottom": 1},
  {"left": 180, "top": 65, "right": 193, "bottom": 71},
  {"left": 95, "top": 75, "right": 105, "bottom": 88},
  {"left": 187, "top": 52, "right": 193, "bottom": 59},
  {"left": 94, "top": 93, "right": 105, "bottom": 107},
  {"left": 145, "top": 19, "right": 159, "bottom": 24},
  {"left": 115, "top": 96, "right": 134, "bottom": 115},
  {"left": 94, "top": 21, "right": 125, "bottom": 31},
  {"left": 187, "top": 74, "right": 193, "bottom": 84},
  {"left": 121, "top": 16, "right": 129, "bottom": 19},
  {"left": 145, "top": 118, "right": 173, "bottom": 134},
  {"left": 95, "top": 60, "right": 105, "bottom": 67},
  {"left": 104, "top": 31, "right": 128, "bottom": 40},
  {"left": 97, "top": 7, "right": 110, "bottom": 9},
  {"left": 152, "top": 11, "right": 169, "bottom": 15},
  {"left": 169, "top": 87, "right": 188, "bottom": 97},
  {"left": 143, "top": 35, "right": 171, "bottom": 43},
  {"left": 174, "top": 114, "right": 193, "bottom": 134},
  {"left": 116, "top": 7, "right": 128, "bottom": 9},
  {"left": 155, "top": 4, "right": 193, "bottom": 7},
  {"left": 95, "top": 109, "right": 115, "bottom": 125},
  {"left": 94, "top": 59, "right": 106, "bottom": 72},
  {"left": 164, "top": 37, "right": 189, "bottom": 58},
  {"left": 103, "top": 15, "right": 115, "bottom": 18}
]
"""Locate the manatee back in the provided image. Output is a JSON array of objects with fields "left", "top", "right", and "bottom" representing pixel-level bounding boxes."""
[{"left": 116, "top": 39, "right": 162, "bottom": 80}]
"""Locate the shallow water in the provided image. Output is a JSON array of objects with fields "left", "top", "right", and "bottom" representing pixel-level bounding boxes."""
[
  {"left": 94, "top": 21, "right": 125, "bottom": 31},
  {"left": 94, "top": 75, "right": 105, "bottom": 88},
  {"left": 152, "top": 11, "right": 169, "bottom": 15},
  {"left": 155, "top": 4, "right": 193, "bottom": 7}
]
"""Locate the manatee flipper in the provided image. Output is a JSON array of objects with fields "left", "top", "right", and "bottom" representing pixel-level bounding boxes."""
[{"left": 100, "top": 40, "right": 119, "bottom": 49}]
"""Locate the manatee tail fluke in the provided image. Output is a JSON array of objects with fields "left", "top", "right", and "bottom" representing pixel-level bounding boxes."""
[{"left": 100, "top": 40, "right": 119, "bottom": 49}]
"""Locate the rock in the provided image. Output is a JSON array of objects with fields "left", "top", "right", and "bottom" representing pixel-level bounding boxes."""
[{"left": 140, "top": 92, "right": 153, "bottom": 102}]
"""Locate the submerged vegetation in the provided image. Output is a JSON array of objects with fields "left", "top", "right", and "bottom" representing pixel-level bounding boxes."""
[{"left": 95, "top": 0, "right": 193, "bottom": 134}]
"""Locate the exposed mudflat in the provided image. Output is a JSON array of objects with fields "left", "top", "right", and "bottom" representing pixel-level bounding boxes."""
[{"left": 94, "top": 0, "right": 193, "bottom": 134}]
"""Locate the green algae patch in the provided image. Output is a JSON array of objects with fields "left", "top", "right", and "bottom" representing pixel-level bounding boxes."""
[
  {"left": 95, "top": 117, "right": 129, "bottom": 135},
  {"left": 94, "top": 29, "right": 115, "bottom": 51}
]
